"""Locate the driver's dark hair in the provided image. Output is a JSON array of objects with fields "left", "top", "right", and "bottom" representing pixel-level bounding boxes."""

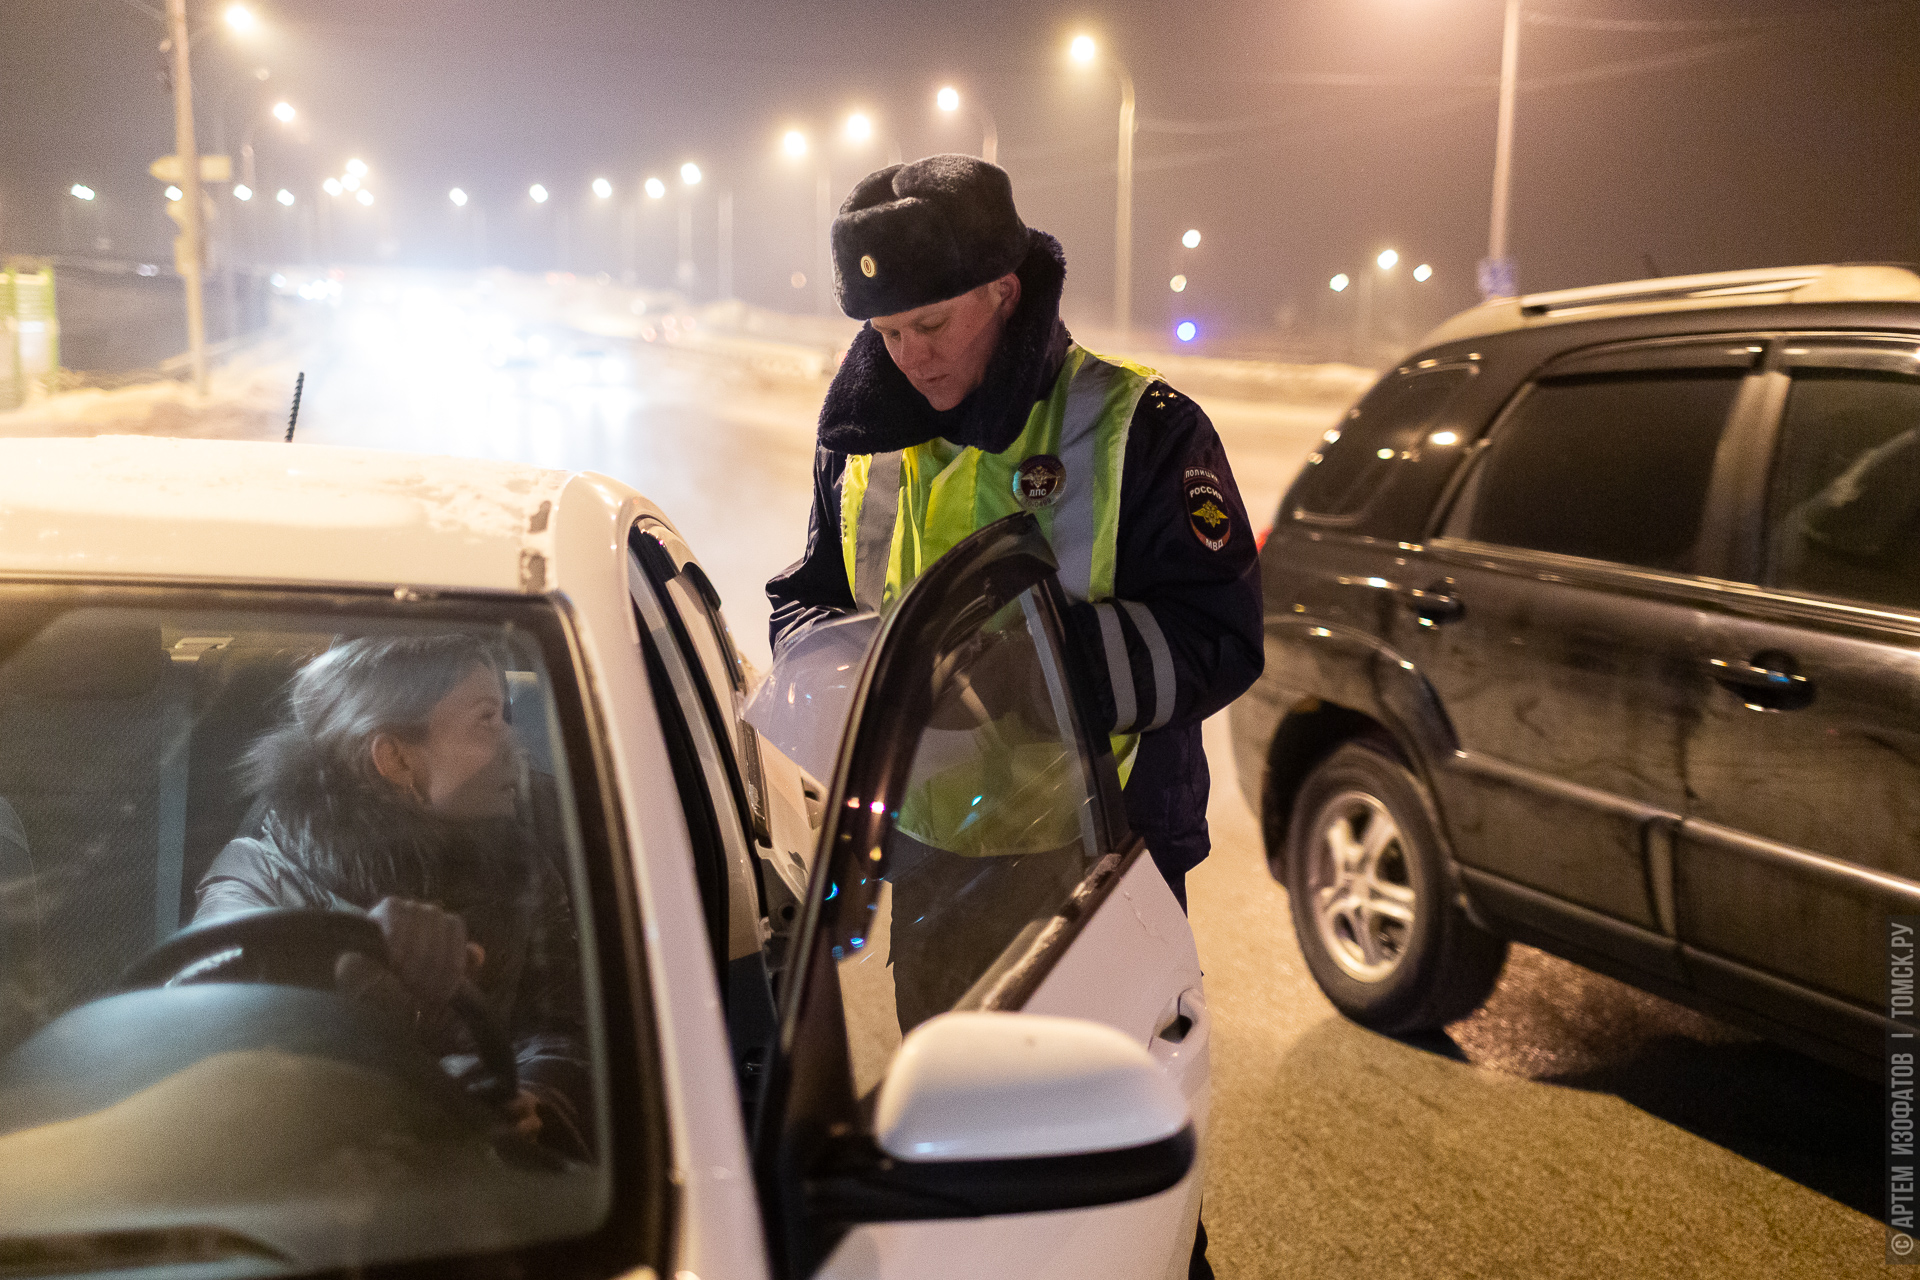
[{"left": 245, "top": 633, "right": 508, "bottom": 797}]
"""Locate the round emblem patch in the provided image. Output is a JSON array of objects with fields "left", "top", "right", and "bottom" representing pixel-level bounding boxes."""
[
  {"left": 1185, "top": 468, "right": 1233, "bottom": 550},
  {"left": 1012, "top": 455, "right": 1067, "bottom": 510},
  {"left": 860, "top": 254, "right": 877, "bottom": 278}
]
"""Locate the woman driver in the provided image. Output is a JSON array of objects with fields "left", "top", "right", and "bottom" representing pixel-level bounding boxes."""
[{"left": 195, "top": 634, "right": 590, "bottom": 1157}]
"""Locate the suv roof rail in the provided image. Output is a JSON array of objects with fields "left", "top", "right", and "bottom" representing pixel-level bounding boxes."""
[
  {"left": 1418, "top": 263, "right": 1920, "bottom": 350},
  {"left": 1517, "top": 266, "right": 1834, "bottom": 315}
]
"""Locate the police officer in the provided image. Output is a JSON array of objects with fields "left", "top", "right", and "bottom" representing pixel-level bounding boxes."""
[{"left": 767, "top": 153, "right": 1263, "bottom": 914}]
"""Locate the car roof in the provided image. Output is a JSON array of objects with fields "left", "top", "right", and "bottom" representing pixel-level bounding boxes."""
[
  {"left": 1417, "top": 263, "right": 1920, "bottom": 350},
  {"left": 0, "top": 436, "right": 632, "bottom": 593}
]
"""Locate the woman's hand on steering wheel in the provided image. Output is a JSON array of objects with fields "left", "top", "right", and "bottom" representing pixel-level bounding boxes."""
[{"left": 334, "top": 897, "right": 484, "bottom": 1050}]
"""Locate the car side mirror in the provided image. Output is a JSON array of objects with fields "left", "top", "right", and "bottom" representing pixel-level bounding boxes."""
[{"left": 810, "top": 1011, "right": 1195, "bottom": 1224}]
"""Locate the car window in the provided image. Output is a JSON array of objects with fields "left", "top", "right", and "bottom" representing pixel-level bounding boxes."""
[
  {"left": 1763, "top": 365, "right": 1920, "bottom": 611},
  {"left": 0, "top": 590, "right": 631, "bottom": 1278},
  {"left": 1450, "top": 369, "right": 1744, "bottom": 571},
  {"left": 831, "top": 586, "right": 1106, "bottom": 1100},
  {"left": 634, "top": 520, "right": 773, "bottom": 846},
  {"left": 1287, "top": 366, "right": 1473, "bottom": 523}
]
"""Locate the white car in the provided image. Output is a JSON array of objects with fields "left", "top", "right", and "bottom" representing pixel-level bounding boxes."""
[{"left": 0, "top": 437, "right": 1209, "bottom": 1280}]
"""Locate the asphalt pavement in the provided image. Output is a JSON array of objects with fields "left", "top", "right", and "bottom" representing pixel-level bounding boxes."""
[{"left": 3, "top": 273, "right": 1891, "bottom": 1277}]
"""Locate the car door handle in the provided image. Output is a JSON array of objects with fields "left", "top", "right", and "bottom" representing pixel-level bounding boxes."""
[
  {"left": 1396, "top": 582, "right": 1463, "bottom": 625},
  {"left": 1704, "top": 652, "right": 1815, "bottom": 711},
  {"left": 1151, "top": 988, "right": 1209, "bottom": 1058}
]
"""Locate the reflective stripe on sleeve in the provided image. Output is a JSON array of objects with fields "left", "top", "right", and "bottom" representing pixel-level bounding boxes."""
[
  {"left": 854, "top": 450, "right": 903, "bottom": 612},
  {"left": 1120, "top": 599, "right": 1176, "bottom": 731},
  {"left": 1092, "top": 601, "right": 1138, "bottom": 734}
]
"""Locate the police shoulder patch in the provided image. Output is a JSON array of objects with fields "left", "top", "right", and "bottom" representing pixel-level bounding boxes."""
[{"left": 1184, "top": 467, "right": 1232, "bottom": 551}]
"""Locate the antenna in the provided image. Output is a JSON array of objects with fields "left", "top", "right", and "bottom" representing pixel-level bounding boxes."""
[{"left": 285, "top": 371, "right": 305, "bottom": 443}]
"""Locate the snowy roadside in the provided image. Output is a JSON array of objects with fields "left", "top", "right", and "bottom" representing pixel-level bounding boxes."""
[
  {"left": 0, "top": 267, "right": 1375, "bottom": 442},
  {"left": 0, "top": 334, "right": 306, "bottom": 443}
]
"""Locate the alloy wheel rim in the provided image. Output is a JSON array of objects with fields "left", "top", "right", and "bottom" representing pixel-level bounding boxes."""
[{"left": 1307, "top": 789, "right": 1416, "bottom": 983}]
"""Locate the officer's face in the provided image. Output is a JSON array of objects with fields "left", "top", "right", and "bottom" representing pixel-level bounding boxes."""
[{"left": 870, "top": 273, "right": 1021, "bottom": 412}]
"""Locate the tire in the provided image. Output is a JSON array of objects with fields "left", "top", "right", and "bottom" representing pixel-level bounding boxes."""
[{"left": 1284, "top": 739, "right": 1508, "bottom": 1034}]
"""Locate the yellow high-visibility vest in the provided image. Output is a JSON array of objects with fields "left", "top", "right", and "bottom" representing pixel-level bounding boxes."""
[{"left": 837, "top": 344, "right": 1165, "bottom": 852}]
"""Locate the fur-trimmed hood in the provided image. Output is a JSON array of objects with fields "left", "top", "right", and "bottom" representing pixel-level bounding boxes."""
[
  {"left": 818, "top": 229, "right": 1071, "bottom": 456},
  {"left": 238, "top": 724, "right": 547, "bottom": 936}
]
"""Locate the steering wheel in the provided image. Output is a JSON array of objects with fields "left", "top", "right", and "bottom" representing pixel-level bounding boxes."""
[{"left": 117, "top": 908, "right": 520, "bottom": 1106}]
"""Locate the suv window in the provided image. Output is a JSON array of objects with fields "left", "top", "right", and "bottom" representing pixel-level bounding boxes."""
[
  {"left": 1454, "top": 369, "right": 1743, "bottom": 571},
  {"left": 1764, "top": 366, "right": 1920, "bottom": 611},
  {"left": 0, "top": 590, "right": 623, "bottom": 1277},
  {"left": 1289, "top": 367, "right": 1472, "bottom": 522}
]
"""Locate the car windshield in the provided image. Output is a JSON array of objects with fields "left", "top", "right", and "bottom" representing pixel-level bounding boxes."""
[{"left": 0, "top": 586, "right": 614, "bottom": 1278}]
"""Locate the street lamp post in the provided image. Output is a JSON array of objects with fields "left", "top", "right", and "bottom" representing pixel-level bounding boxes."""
[
  {"left": 166, "top": 0, "right": 207, "bottom": 395},
  {"left": 677, "top": 163, "right": 702, "bottom": 291},
  {"left": 936, "top": 86, "right": 998, "bottom": 164},
  {"left": 816, "top": 168, "right": 833, "bottom": 317},
  {"left": 1482, "top": 0, "right": 1522, "bottom": 299},
  {"left": 1071, "top": 37, "right": 1135, "bottom": 334}
]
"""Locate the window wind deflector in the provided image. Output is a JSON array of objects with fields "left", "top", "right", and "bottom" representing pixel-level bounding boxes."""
[
  {"left": 1541, "top": 339, "right": 1766, "bottom": 378},
  {"left": 1778, "top": 337, "right": 1920, "bottom": 376}
]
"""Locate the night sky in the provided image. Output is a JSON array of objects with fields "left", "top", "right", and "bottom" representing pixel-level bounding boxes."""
[{"left": 5, "top": 0, "right": 1916, "bottom": 345}]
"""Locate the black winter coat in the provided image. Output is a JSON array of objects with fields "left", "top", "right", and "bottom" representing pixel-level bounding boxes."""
[{"left": 195, "top": 733, "right": 591, "bottom": 1153}]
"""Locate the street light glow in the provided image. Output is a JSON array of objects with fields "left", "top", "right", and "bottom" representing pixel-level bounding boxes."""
[
  {"left": 592, "top": 177, "right": 613, "bottom": 198},
  {"left": 645, "top": 177, "right": 666, "bottom": 199},
  {"left": 233, "top": 184, "right": 252, "bottom": 201},
  {"left": 1182, "top": 229, "right": 1201, "bottom": 249},
  {"left": 1330, "top": 273, "right": 1350, "bottom": 292},
  {"left": 449, "top": 187, "right": 468, "bottom": 207},
  {"left": 69, "top": 184, "right": 95, "bottom": 201},
  {"left": 223, "top": 4, "right": 255, "bottom": 33},
  {"left": 1413, "top": 262, "right": 1434, "bottom": 282},
  {"left": 355, "top": 188, "right": 373, "bottom": 206},
  {"left": 1070, "top": 34, "right": 1096, "bottom": 63},
  {"left": 680, "top": 162, "right": 702, "bottom": 185},
  {"left": 937, "top": 86, "right": 960, "bottom": 112},
  {"left": 529, "top": 184, "right": 549, "bottom": 203},
  {"left": 782, "top": 130, "right": 808, "bottom": 158},
  {"left": 1170, "top": 274, "right": 1187, "bottom": 293},
  {"left": 276, "top": 188, "right": 295, "bottom": 206},
  {"left": 345, "top": 158, "right": 368, "bottom": 178},
  {"left": 844, "top": 113, "right": 872, "bottom": 143},
  {"left": 1377, "top": 248, "right": 1399, "bottom": 271},
  {"left": 272, "top": 101, "right": 295, "bottom": 123},
  {"left": 322, "top": 177, "right": 343, "bottom": 196},
  {"left": 165, "top": 185, "right": 183, "bottom": 201}
]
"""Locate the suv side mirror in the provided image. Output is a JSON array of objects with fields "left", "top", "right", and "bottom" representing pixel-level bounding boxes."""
[{"left": 811, "top": 1012, "right": 1196, "bottom": 1223}]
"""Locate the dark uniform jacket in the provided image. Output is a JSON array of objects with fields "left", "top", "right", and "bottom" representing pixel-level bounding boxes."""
[{"left": 766, "top": 231, "right": 1263, "bottom": 905}]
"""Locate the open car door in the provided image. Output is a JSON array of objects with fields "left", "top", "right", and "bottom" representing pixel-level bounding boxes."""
[{"left": 753, "top": 514, "right": 1210, "bottom": 1280}]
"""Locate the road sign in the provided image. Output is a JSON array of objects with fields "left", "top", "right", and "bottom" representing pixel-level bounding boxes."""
[
  {"left": 1477, "top": 256, "right": 1517, "bottom": 301},
  {"left": 149, "top": 154, "right": 232, "bottom": 184}
]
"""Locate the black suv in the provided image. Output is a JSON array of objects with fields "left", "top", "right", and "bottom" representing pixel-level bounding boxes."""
[{"left": 1230, "top": 264, "right": 1920, "bottom": 1075}]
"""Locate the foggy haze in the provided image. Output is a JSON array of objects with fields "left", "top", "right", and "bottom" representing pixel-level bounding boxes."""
[{"left": 5, "top": 0, "right": 1916, "bottom": 346}]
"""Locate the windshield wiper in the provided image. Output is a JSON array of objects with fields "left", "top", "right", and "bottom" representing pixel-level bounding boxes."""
[{"left": 0, "top": 1227, "right": 287, "bottom": 1277}]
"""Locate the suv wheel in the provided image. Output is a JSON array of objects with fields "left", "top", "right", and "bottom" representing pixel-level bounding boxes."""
[{"left": 1285, "top": 739, "right": 1508, "bottom": 1033}]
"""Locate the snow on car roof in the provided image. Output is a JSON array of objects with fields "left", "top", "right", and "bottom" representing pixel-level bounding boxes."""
[{"left": 0, "top": 436, "right": 584, "bottom": 593}]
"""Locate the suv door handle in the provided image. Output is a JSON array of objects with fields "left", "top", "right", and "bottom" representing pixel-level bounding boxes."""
[
  {"left": 1396, "top": 582, "right": 1463, "bottom": 625},
  {"left": 1705, "top": 652, "right": 1815, "bottom": 711}
]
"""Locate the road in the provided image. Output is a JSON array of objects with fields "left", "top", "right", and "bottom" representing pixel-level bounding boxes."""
[{"left": 3, "top": 272, "right": 1890, "bottom": 1276}]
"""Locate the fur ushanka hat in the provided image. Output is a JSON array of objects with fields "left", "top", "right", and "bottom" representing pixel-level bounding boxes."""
[{"left": 831, "top": 154, "right": 1032, "bottom": 320}]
